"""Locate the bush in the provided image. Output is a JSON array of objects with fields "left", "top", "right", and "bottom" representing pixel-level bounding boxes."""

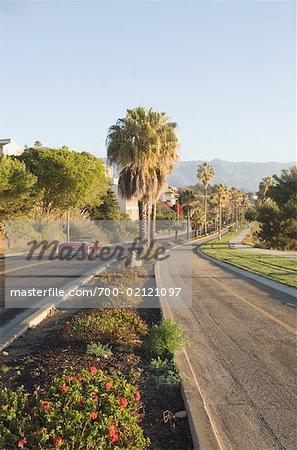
[
  {"left": 65, "top": 309, "right": 148, "bottom": 345},
  {"left": 0, "top": 368, "right": 149, "bottom": 449},
  {"left": 86, "top": 343, "right": 113, "bottom": 358},
  {"left": 150, "top": 357, "right": 186, "bottom": 389},
  {"left": 145, "top": 320, "right": 187, "bottom": 357}
]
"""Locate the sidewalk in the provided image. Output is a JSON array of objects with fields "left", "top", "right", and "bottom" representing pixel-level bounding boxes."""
[{"left": 229, "top": 227, "right": 297, "bottom": 258}]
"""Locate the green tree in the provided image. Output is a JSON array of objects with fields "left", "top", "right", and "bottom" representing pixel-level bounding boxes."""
[
  {"left": 197, "top": 162, "right": 215, "bottom": 234},
  {"left": 256, "top": 167, "right": 297, "bottom": 250},
  {"left": 89, "top": 187, "right": 122, "bottom": 220},
  {"left": 0, "top": 155, "right": 38, "bottom": 221},
  {"left": 19, "top": 147, "right": 109, "bottom": 217}
]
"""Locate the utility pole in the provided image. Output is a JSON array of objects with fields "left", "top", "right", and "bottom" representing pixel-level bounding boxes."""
[{"left": 67, "top": 210, "right": 70, "bottom": 241}]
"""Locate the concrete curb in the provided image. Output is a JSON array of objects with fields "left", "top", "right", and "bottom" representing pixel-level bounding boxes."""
[
  {"left": 0, "top": 264, "right": 110, "bottom": 352},
  {"left": 197, "top": 247, "right": 297, "bottom": 299},
  {"left": 155, "top": 262, "right": 220, "bottom": 450}
]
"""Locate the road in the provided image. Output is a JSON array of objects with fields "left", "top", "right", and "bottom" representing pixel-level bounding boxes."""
[
  {"left": 162, "top": 240, "right": 297, "bottom": 449},
  {"left": 0, "top": 233, "right": 184, "bottom": 327},
  {"left": 0, "top": 253, "right": 112, "bottom": 326}
]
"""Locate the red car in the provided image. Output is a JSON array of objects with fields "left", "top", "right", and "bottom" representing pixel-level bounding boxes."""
[{"left": 58, "top": 237, "right": 101, "bottom": 256}]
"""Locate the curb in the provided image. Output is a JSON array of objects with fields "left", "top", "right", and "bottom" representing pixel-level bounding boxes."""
[
  {"left": 155, "top": 262, "right": 221, "bottom": 450},
  {"left": 197, "top": 247, "right": 297, "bottom": 299},
  {"left": 0, "top": 264, "right": 110, "bottom": 352}
]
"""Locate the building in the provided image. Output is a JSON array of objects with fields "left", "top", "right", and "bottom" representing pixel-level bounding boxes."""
[
  {"left": 106, "top": 164, "right": 139, "bottom": 220},
  {"left": 160, "top": 185, "right": 178, "bottom": 207},
  {"left": 0, "top": 139, "right": 23, "bottom": 157}
]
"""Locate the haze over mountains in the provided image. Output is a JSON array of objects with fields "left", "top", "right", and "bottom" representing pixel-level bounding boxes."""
[{"left": 169, "top": 159, "right": 295, "bottom": 192}]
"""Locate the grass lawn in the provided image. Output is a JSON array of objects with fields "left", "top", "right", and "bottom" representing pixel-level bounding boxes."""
[{"left": 201, "top": 230, "right": 297, "bottom": 288}]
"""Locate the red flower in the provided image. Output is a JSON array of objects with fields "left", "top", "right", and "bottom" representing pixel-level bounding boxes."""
[
  {"left": 109, "top": 427, "right": 119, "bottom": 443},
  {"left": 60, "top": 385, "right": 68, "bottom": 394},
  {"left": 133, "top": 392, "right": 141, "bottom": 401},
  {"left": 18, "top": 439, "right": 27, "bottom": 448},
  {"left": 104, "top": 381, "right": 112, "bottom": 390},
  {"left": 53, "top": 437, "right": 63, "bottom": 446},
  {"left": 90, "top": 366, "right": 98, "bottom": 375},
  {"left": 65, "top": 376, "right": 72, "bottom": 382},
  {"left": 119, "top": 397, "right": 128, "bottom": 407},
  {"left": 90, "top": 411, "right": 98, "bottom": 420},
  {"left": 42, "top": 401, "right": 50, "bottom": 408},
  {"left": 92, "top": 393, "right": 99, "bottom": 402},
  {"left": 76, "top": 375, "right": 82, "bottom": 381}
]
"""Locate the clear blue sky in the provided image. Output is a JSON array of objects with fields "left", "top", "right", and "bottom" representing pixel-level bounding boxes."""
[{"left": 0, "top": 0, "right": 295, "bottom": 162}]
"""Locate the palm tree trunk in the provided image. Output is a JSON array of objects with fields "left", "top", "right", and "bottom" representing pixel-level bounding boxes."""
[
  {"left": 146, "top": 203, "right": 151, "bottom": 246},
  {"left": 204, "top": 187, "right": 207, "bottom": 235},
  {"left": 150, "top": 201, "right": 156, "bottom": 243},
  {"left": 138, "top": 200, "right": 146, "bottom": 243},
  {"left": 187, "top": 210, "right": 190, "bottom": 239},
  {"left": 218, "top": 201, "right": 222, "bottom": 241}
]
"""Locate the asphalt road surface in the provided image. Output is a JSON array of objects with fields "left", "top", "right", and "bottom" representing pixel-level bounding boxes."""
[
  {"left": 0, "top": 233, "right": 185, "bottom": 327},
  {"left": 0, "top": 254, "right": 112, "bottom": 326},
  {"left": 162, "top": 241, "right": 297, "bottom": 450}
]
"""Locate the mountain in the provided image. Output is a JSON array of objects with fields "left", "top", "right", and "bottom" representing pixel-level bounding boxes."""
[{"left": 168, "top": 159, "right": 295, "bottom": 192}]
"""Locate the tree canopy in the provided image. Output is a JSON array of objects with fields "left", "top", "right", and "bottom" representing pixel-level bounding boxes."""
[
  {"left": 19, "top": 147, "right": 109, "bottom": 215},
  {"left": 0, "top": 156, "right": 38, "bottom": 221},
  {"left": 255, "top": 167, "right": 297, "bottom": 250}
]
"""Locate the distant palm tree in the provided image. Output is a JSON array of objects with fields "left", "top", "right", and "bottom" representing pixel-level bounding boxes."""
[
  {"left": 229, "top": 187, "right": 243, "bottom": 230},
  {"left": 107, "top": 107, "right": 179, "bottom": 244},
  {"left": 257, "top": 176, "right": 277, "bottom": 205},
  {"left": 213, "top": 183, "right": 229, "bottom": 240},
  {"left": 178, "top": 189, "right": 197, "bottom": 238},
  {"left": 197, "top": 162, "right": 215, "bottom": 234}
]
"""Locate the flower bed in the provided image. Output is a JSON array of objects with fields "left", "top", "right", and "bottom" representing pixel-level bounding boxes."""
[
  {"left": 0, "top": 263, "right": 193, "bottom": 449},
  {"left": 1, "top": 368, "right": 148, "bottom": 449}
]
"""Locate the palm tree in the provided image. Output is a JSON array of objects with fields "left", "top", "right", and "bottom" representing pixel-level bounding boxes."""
[
  {"left": 229, "top": 187, "right": 243, "bottom": 230},
  {"left": 178, "top": 189, "right": 197, "bottom": 239},
  {"left": 257, "top": 176, "right": 277, "bottom": 205},
  {"left": 107, "top": 107, "right": 179, "bottom": 245},
  {"left": 213, "top": 183, "right": 229, "bottom": 240},
  {"left": 197, "top": 162, "right": 215, "bottom": 234},
  {"left": 150, "top": 121, "right": 179, "bottom": 242}
]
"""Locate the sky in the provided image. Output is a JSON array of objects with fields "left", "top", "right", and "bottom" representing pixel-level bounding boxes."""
[{"left": 0, "top": 0, "right": 296, "bottom": 162}]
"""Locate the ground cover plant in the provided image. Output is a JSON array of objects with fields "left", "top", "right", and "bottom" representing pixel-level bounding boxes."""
[
  {"left": 65, "top": 308, "right": 148, "bottom": 345},
  {"left": 0, "top": 368, "right": 148, "bottom": 449},
  {"left": 149, "top": 357, "right": 186, "bottom": 389}
]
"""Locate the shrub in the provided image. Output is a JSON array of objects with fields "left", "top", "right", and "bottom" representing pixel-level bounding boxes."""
[
  {"left": 65, "top": 309, "right": 148, "bottom": 345},
  {"left": 86, "top": 342, "right": 113, "bottom": 358},
  {"left": 146, "top": 320, "right": 187, "bottom": 357},
  {"left": 150, "top": 357, "right": 186, "bottom": 389},
  {"left": 0, "top": 368, "right": 149, "bottom": 449}
]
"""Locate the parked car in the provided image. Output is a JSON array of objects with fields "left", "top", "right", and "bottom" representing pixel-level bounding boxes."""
[{"left": 58, "top": 237, "right": 101, "bottom": 256}]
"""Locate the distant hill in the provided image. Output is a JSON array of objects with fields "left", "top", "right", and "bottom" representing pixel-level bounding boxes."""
[{"left": 169, "top": 159, "right": 295, "bottom": 192}]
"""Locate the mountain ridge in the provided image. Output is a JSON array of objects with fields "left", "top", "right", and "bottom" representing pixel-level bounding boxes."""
[{"left": 168, "top": 159, "right": 295, "bottom": 192}]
